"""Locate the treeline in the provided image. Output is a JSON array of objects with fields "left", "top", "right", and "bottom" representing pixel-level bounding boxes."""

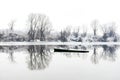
[
  {"left": 57, "top": 21, "right": 119, "bottom": 42},
  {"left": 0, "top": 13, "right": 119, "bottom": 42}
]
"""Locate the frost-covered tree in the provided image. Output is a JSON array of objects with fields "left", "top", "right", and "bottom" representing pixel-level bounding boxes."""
[
  {"left": 70, "top": 28, "right": 80, "bottom": 42},
  {"left": 101, "top": 23, "right": 118, "bottom": 42},
  {"left": 58, "top": 27, "right": 71, "bottom": 42}
]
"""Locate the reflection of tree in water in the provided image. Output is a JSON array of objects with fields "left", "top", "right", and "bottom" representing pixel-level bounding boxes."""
[
  {"left": 61, "top": 45, "right": 118, "bottom": 64},
  {"left": 101, "top": 45, "right": 117, "bottom": 61},
  {"left": 7, "top": 46, "right": 16, "bottom": 62},
  {"left": 0, "top": 45, "right": 118, "bottom": 66},
  {"left": 27, "top": 45, "right": 52, "bottom": 70},
  {"left": 8, "top": 51, "right": 15, "bottom": 62},
  {"left": 91, "top": 46, "right": 99, "bottom": 64},
  {"left": 0, "top": 46, "right": 19, "bottom": 62},
  {"left": 91, "top": 45, "right": 118, "bottom": 64}
]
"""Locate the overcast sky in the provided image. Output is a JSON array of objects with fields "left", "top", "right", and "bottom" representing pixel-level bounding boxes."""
[{"left": 0, "top": 0, "right": 120, "bottom": 32}]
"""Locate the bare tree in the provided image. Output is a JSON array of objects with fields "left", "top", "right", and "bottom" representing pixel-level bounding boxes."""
[
  {"left": 101, "top": 24, "right": 108, "bottom": 41},
  {"left": 27, "top": 14, "right": 37, "bottom": 41},
  {"left": 108, "top": 23, "right": 116, "bottom": 37},
  {"left": 91, "top": 20, "right": 98, "bottom": 36},
  {"left": 8, "top": 20, "right": 15, "bottom": 31},
  {"left": 7, "top": 20, "right": 16, "bottom": 41},
  {"left": 27, "top": 13, "right": 52, "bottom": 41}
]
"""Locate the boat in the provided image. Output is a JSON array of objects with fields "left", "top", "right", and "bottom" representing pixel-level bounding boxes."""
[{"left": 54, "top": 48, "right": 89, "bottom": 53}]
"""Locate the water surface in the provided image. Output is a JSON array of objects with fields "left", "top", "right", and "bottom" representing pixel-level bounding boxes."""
[{"left": 0, "top": 45, "right": 120, "bottom": 80}]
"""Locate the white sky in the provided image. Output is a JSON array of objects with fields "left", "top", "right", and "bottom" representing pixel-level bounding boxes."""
[{"left": 0, "top": 0, "right": 120, "bottom": 33}]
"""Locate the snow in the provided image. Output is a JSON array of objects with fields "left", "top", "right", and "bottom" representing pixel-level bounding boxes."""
[{"left": 0, "top": 42, "right": 120, "bottom": 46}]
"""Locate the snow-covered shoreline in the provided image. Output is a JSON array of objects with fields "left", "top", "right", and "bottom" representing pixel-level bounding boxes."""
[{"left": 0, "top": 42, "right": 120, "bottom": 45}]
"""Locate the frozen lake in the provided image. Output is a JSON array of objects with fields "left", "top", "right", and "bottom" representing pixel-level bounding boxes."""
[{"left": 0, "top": 44, "right": 120, "bottom": 80}]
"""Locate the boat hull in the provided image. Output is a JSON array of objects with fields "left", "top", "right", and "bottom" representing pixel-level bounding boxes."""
[{"left": 54, "top": 49, "right": 89, "bottom": 53}]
